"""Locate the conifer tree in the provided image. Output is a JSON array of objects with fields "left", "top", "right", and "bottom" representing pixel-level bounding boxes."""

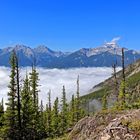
[
  {"left": 60, "top": 86, "right": 68, "bottom": 134},
  {"left": 69, "top": 94, "right": 75, "bottom": 126},
  {"left": 52, "top": 97, "right": 60, "bottom": 137},
  {"left": 21, "top": 74, "right": 34, "bottom": 139},
  {"left": 0, "top": 98, "right": 4, "bottom": 138},
  {"left": 44, "top": 104, "right": 48, "bottom": 134},
  {"left": 117, "top": 48, "right": 126, "bottom": 109},
  {"left": 112, "top": 63, "right": 118, "bottom": 100},
  {"left": 46, "top": 90, "right": 52, "bottom": 137},
  {"left": 39, "top": 100, "right": 44, "bottom": 127},
  {"left": 5, "top": 51, "right": 18, "bottom": 139},
  {"left": 29, "top": 65, "right": 39, "bottom": 138},
  {"left": 29, "top": 65, "right": 39, "bottom": 109},
  {"left": 38, "top": 100, "right": 46, "bottom": 139},
  {"left": 118, "top": 81, "right": 126, "bottom": 109},
  {"left": 0, "top": 98, "right": 4, "bottom": 126},
  {"left": 15, "top": 54, "right": 22, "bottom": 135},
  {"left": 75, "top": 75, "right": 81, "bottom": 122},
  {"left": 122, "top": 48, "right": 126, "bottom": 103}
]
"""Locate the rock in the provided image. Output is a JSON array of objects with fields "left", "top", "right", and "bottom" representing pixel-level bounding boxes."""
[{"left": 68, "top": 109, "right": 140, "bottom": 140}]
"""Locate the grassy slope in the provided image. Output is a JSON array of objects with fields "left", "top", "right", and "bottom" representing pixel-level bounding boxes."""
[
  {"left": 127, "top": 71, "right": 140, "bottom": 88},
  {"left": 85, "top": 71, "right": 140, "bottom": 99},
  {"left": 80, "top": 60, "right": 140, "bottom": 102}
]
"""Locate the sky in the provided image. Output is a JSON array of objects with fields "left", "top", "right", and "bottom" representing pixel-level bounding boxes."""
[{"left": 0, "top": 0, "right": 140, "bottom": 51}]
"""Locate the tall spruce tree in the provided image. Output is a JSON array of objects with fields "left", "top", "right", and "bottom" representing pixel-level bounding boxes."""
[
  {"left": 0, "top": 98, "right": 4, "bottom": 138},
  {"left": 15, "top": 54, "right": 22, "bottom": 135},
  {"left": 29, "top": 65, "right": 39, "bottom": 138},
  {"left": 117, "top": 48, "right": 126, "bottom": 109},
  {"left": 21, "top": 74, "right": 34, "bottom": 139},
  {"left": 122, "top": 48, "right": 126, "bottom": 103},
  {"left": 46, "top": 90, "right": 52, "bottom": 137},
  {"left": 60, "top": 86, "right": 68, "bottom": 134},
  {"left": 116, "top": 48, "right": 126, "bottom": 109},
  {"left": 29, "top": 65, "right": 39, "bottom": 109},
  {"left": 75, "top": 75, "right": 81, "bottom": 122},
  {"left": 38, "top": 100, "right": 46, "bottom": 139},
  {"left": 69, "top": 94, "right": 75, "bottom": 126},
  {"left": 5, "top": 51, "right": 18, "bottom": 139},
  {"left": 112, "top": 63, "right": 119, "bottom": 101},
  {"left": 52, "top": 97, "right": 60, "bottom": 137},
  {"left": 0, "top": 98, "right": 4, "bottom": 126}
]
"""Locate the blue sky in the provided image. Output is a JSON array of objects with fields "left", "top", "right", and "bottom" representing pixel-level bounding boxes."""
[{"left": 0, "top": 0, "right": 140, "bottom": 51}]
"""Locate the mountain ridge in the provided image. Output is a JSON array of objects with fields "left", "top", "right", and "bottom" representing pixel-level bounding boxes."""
[{"left": 0, "top": 40, "right": 140, "bottom": 68}]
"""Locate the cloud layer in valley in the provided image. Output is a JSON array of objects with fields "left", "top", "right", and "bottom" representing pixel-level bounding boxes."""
[{"left": 0, "top": 67, "right": 121, "bottom": 106}]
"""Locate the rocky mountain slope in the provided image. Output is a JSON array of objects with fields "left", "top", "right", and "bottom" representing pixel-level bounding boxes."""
[{"left": 0, "top": 39, "right": 140, "bottom": 67}]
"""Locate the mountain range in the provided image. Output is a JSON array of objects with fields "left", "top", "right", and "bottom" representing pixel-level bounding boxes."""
[{"left": 0, "top": 40, "right": 140, "bottom": 68}]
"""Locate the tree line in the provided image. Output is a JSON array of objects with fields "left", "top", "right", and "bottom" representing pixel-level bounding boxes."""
[{"left": 0, "top": 51, "right": 85, "bottom": 140}]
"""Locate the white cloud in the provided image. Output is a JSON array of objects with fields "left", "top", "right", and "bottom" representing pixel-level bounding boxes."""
[
  {"left": 111, "top": 37, "right": 121, "bottom": 43},
  {"left": 0, "top": 67, "right": 121, "bottom": 106}
]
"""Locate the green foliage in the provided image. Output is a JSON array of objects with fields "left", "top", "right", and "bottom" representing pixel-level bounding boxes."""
[
  {"left": 75, "top": 76, "right": 80, "bottom": 122},
  {"left": 45, "top": 90, "right": 53, "bottom": 138},
  {"left": 75, "top": 76, "right": 85, "bottom": 121},
  {"left": 60, "top": 86, "right": 68, "bottom": 134},
  {"left": 129, "top": 120, "right": 140, "bottom": 133},
  {"left": 21, "top": 74, "right": 34, "bottom": 139},
  {"left": 29, "top": 66, "right": 39, "bottom": 110},
  {"left": 0, "top": 53, "right": 86, "bottom": 140},
  {"left": 38, "top": 100, "right": 47, "bottom": 139},
  {"left": 0, "top": 98, "right": 4, "bottom": 125},
  {"left": 127, "top": 71, "right": 140, "bottom": 88},
  {"left": 102, "top": 95, "right": 107, "bottom": 110},
  {"left": 0, "top": 98, "right": 4, "bottom": 138},
  {"left": 81, "top": 87, "right": 109, "bottom": 102},
  {"left": 49, "top": 134, "right": 68, "bottom": 140},
  {"left": 52, "top": 97, "right": 60, "bottom": 137},
  {"left": 69, "top": 95, "right": 75, "bottom": 126},
  {"left": 3, "top": 50, "right": 140, "bottom": 140},
  {"left": 121, "top": 118, "right": 140, "bottom": 134},
  {"left": 29, "top": 66, "right": 40, "bottom": 138},
  {"left": 115, "top": 80, "right": 126, "bottom": 110},
  {"left": 4, "top": 51, "right": 20, "bottom": 139}
]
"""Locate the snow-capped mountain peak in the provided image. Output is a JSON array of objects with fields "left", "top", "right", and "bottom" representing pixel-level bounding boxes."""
[
  {"left": 0, "top": 38, "right": 140, "bottom": 68},
  {"left": 85, "top": 38, "right": 124, "bottom": 57},
  {"left": 104, "top": 42, "right": 119, "bottom": 49}
]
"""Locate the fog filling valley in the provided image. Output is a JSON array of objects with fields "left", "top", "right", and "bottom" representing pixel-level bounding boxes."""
[{"left": 0, "top": 67, "right": 121, "bottom": 106}]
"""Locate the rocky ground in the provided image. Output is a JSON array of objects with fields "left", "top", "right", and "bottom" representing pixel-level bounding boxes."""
[{"left": 68, "top": 109, "right": 140, "bottom": 140}]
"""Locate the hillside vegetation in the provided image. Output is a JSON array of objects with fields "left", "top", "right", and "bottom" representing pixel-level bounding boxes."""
[
  {"left": 55, "top": 52, "right": 140, "bottom": 140},
  {"left": 65, "top": 50, "right": 140, "bottom": 140},
  {"left": 81, "top": 59, "right": 140, "bottom": 112}
]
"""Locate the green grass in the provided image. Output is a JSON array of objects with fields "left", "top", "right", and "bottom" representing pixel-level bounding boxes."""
[
  {"left": 80, "top": 87, "right": 109, "bottom": 103},
  {"left": 81, "top": 71, "right": 140, "bottom": 104},
  {"left": 127, "top": 71, "right": 140, "bottom": 88},
  {"left": 47, "top": 135, "right": 68, "bottom": 140}
]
